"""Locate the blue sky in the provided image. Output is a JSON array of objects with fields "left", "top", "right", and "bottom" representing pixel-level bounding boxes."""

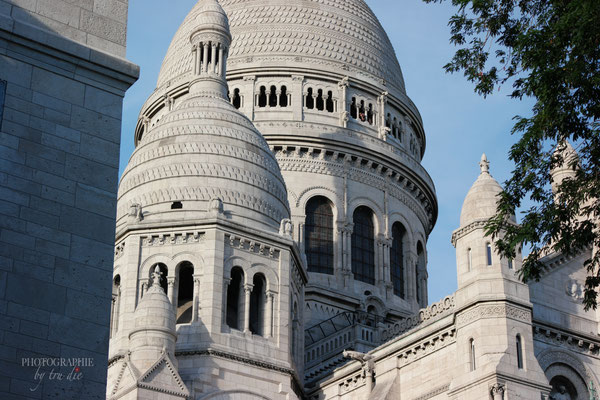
[{"left": 121, "top": 0, "right": 534, "bottom": 303}]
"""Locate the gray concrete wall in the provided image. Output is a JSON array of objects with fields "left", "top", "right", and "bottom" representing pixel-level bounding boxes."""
[{"left": 0, "top": 0, "right": 137, "bottom": 398}]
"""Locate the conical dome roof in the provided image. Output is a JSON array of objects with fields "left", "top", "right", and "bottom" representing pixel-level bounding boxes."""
[
  {"left": 459, "top": 154, "right": 514, "bottom": 226},
  {"left": 156, "top": 0, "right": 406, "bottom": 93},
  {"left": 550, "top": 140, "right": 578, "bottom": 195}
]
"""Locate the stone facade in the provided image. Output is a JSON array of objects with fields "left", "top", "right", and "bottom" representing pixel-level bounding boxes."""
[
  {"left": 110, "top": 0, "right": 599, "bottom": 399},
  {"left": 0, "top": 0, "right": 138, "bottom": 399}
]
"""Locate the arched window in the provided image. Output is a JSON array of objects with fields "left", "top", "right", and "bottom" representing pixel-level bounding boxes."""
[
  {"left": 392, "top": 117, "right": 398, "bottom": 138},
  {"left": 258, "top": 86, "right": 267, "bottom": 108},
  {"left": 359, "top": 100, "right": 366, "bottom": 122},
  {"left": 486, "top": 243, "right": 493, "bottom": 266},
  {"left": 350, "top": 97, "right": 357, "bottom": 119},
  {"left": 416, "top": 242, "right": 425, "bottom": 305},
  {"left": 150, "top": 263, "right": 168, "bottom": 294},
  {"left": 232, "top": 88, "right": 241, "bottom": 109},
  {"left": 249, "top": 274, "right": 266, "bottom": 335},
  {"left": 468, "top": 248, "right": 472, "bottom": 271},
  {"left": 110, "top": 275, "right": 121, "bottom": 338},
  {"left": 390, "top": 222, "right": 406, "bottom": 298},
  {"left": 279, "top": 86, "right": 288, "bottom": 107},
  {"left": 305, "top": 196, "right": 334, "bottom": 275},
  {"left": 316, "top": 89, "right": 324, "bottom": 111},
  {"left": 386, "top": 113, "right": 391, "bottom": 129},
  {"left": 269, "top": 85, "right": 278, "bottom": 107},
  {"left": 351, "top": 206, "right": 375, "bottom": 285},
  {"left": 326, "top": 91, "right": 334, "bottom": 112},
  {"left": 516, "top": 334, "right": 523, "bottom": 369},
  {"left": 226, "top": 267, "right": 244, "bottom": 330},
  {"left": 469, "top": 338, "right": 476, "bottom": 371},
  {"left": 367, "top": 103, "right": 374, "bottom": 125},
  {"left": 508, "top": 258, "right": 514, "bottom": 270},
  {"left": 306, "top": 88, "right": 314, "bottom": 109},
  {"left": 176, "top": 262, "right": 194, "bottom": 324}
]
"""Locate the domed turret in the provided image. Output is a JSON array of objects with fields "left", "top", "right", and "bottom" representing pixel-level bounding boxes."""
[
  {"left": 550, "top": 140, "right": 578, "bottom": 196},
  {"left": 459, "top": 154, "right": 514, "bottom": 226},
  {"left": 116, "top": 0, "right": 290, "bottom": 235}
]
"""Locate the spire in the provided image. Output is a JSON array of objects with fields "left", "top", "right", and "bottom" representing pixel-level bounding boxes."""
[
  {"left": 188, "top": 0, "right": 232, "bottom": 98},
  {"left": 479, "top": 153, "right": 490, "bottom": 175}
]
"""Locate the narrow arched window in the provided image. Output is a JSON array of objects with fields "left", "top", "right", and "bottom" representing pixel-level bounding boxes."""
[
  {"left": 258, "top": 86, "right": 267, "bottom": 108},
  {"left": 269, "top": 85, "right": 278, "bottom": 107},
  {"left": 350, "top": 97, "right": 357, "bottom": 119},
  {"left": 486, "top": 243, "right": 493, "bottom": 266},
  {"left": 279, "top": 86, "right": 288, "bottom": 107},
  {"left": 326, "top": 91, "right": 334, "bottom": 112},
  {"left": 226, "top": 267, "right": 244, "bottom": 330},
  {"left": 351, "top": 206, "right": 375, "bottom": 284},
  {"left": 305, "top": 196, "right": 334, "bottom": 275},
  {"left": 359, "top": 100, "right": 366, "bottom": 122},
  {"left": 508, "top": 258, "right": 514, "bottom": 270},
  {"left": 306, "top": 88, "right": 314, "bottom": 109},
  {"left": 516, "top": 334, "right": 523, "bottom": 369},
  {"left": 416, "top": 242, "right": 425, "bottom": 305},
  {"left": 391, "top": 222, "right": 406, "bottom": 298},
  {"left": 367, "top": 103, "right": 374, "bottom": 125},
  {"left": 316, "top": 89, "right": 324, "bottom": 110},
  {"left": 232, "top": 88, "right": 241, "bottom": 109},
  {"left": 386, "top": 113, "right": 391, "bottom": 129},
  {"left": 468, "top": 248, "right": 472, "bottom": 271},
  {"left": 150, "top": 263, "right": 168, "bottom": 294},
  {"left": 393, "top": 117, "right": 398, "bottom": 138},
  {"left": 176, "top": 262, "right": 194, "bottom": 324},
  {"left": 110, "top": 275, "right": 121, "bottom": 338},
  {"left": 249, "top": 274, "right": 266, "bottom": 335},
  {"left": 470, "top": 338, "right": 476, "bottom": 371}
]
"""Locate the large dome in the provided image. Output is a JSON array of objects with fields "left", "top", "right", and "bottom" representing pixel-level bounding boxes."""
[{"left": 156, "top": 0, "right": 406, "bottom": 93}]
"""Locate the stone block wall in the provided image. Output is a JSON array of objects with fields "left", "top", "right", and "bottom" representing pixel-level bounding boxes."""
[{"left": 0, "top": 1, "right": 137, "bottom": 399}]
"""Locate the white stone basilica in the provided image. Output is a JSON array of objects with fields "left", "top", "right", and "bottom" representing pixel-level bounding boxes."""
[{"left": 106, "top": 1, "right": 600, "bottom": 399}]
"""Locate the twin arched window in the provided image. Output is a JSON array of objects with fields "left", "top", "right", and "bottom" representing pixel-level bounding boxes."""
[
  {"left": 305, "top": 196, "right": 334, "bottom": 275},
  {"left": 391, "top": 222, "right": 406, "bottom": 298},
  {"left": 226, "top": 268, "right": 270, "bottom": 336},
  {"left": 351, "top": 206, "right": 375, "bottom": 284}
]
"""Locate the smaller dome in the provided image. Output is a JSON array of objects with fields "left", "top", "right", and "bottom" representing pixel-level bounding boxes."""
[
  {"left": 550, "top": 140, "right": 578, "bottom": 194},
  {"left": 192, "top": 0, "right": 230, "bottom": 36},
  {"left": 132, "top": 268, "right": 175, "bottom": 333},
  {"left": 460, "top": 154, "right": 514, "bottom": 226}
]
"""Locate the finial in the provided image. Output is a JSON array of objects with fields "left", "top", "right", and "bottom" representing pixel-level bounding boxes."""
[
  {"left": 479, "top": 153, "right": 490, "bottom": 174},
  {"left": 151, "top": 266, "right": 163, "bottom": 289}
]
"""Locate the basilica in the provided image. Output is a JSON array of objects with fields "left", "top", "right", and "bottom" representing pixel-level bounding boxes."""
[{"left": 105, "top": 1, "right": 600, "bottom": 399}]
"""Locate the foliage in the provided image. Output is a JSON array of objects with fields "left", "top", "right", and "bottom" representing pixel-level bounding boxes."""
[{"left": 424, "top": 0, "right": 600, "bottom": 309}]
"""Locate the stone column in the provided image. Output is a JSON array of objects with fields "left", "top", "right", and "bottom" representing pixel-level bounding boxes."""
[
  {"left": 291, "top": 75, "right": 304, "bottom": 120},
  {"left": 336, "top": 222, "right": 345, "bottom": 273},
  {"left": 193, "top": 45, "right": 199, "bottom": 75},
  {"left": 406, "top": 253, "right": 417, "bottom": 301},
  {"left": 338, "top": 77, "right": 349, "bottom": 128},
  {"left": 243, "top": 75, "right": 255, "bottom": 120},
  {"left": 218, "top": 45, "right": 224, "bottom": 76},
  {"left": 243, "top": 283, "right": 253, "bottom": 333},
  {"left": 376, "top": 236, "right": 384, "bottom": 284},
  {"left": 265, "top": 291, "right": 275, "bottom": 338},
  {"left": 203, "top": 42, "right": 210, "bottom": 73},
  {"left": 276, "top": 90, "right": 281, "bottom": 107},
  {"left": 222, "top": 277, "right": 230, "bottom": 328},
  {"left": 140, "top": 279, "right": 149, "bottom": 300},
  {"left": 192, "top": 275, "right": 201, "bottom": 322},
  {"left": 167, "top": 277, "right": 176, "bottom": 307},
  {"left": 211, "top": 43, "right": 218, "bottom": 74}
]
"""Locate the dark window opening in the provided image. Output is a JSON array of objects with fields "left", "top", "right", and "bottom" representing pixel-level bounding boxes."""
[
  {"left": 269, "top": 85, "right": 278, "bottom": 107},
  {"left": 171, "top": 201, "right": 183, "bottom": 209},
  {"left": 207, "top": 42, "right": 212, "bottom": 64},
  {"left": 316, "top": 89, "right": 324, "bottom": 111},
  {"left": 177, "top": 262, "right": 194, "bottom": 324},
  {"left": 391, "top": 222, "right": 406, "bottom": 298},
  {"left": 258, "top": 86, "right": 267, "bottom": 108},
  {"left": 232, "top": 88, "right": 241, "bottom": 109},
  {"left": 549, "top": 376, "right": 578, "bottom": 400},
  {"left": 326, "top": 91, "right": 334, "bottom": 113},
  {"left": 386, "top": 113, "right": 391, "bottom": 129},
  {"left": 305, "top": 196, "right": 334, "bottom": 275},
  {"left": 470, "top": 339, "right": 476, "bottom": 371},
  {"left": 367, "top": 103, "right": 374, "bottom": 125},
  {"left": 350, "top": 97, "right": 357, "bottom": 119},
  {"left": 226, "top": 267, "right": 244, "bottom": 330},
  {"left": 516, "top": 335, "right": 523, "bottom": 369},
  {"left": 249, "top": 274, "right": 266, "bottom": 335},
  {"left": 306, "top": 88, "right": 314, "bottom": 109},
  {"left": 359, "top": 100, "right": 366, "bottom": 122},
  {"left": 486, "top": 243, "right": 493, "bottom": 266},
  {"left": 352, "top": 206, "right": 375, "bottom": 285},
  {"left": 279, "top": 86, "right": 288, "bottom": 107}
]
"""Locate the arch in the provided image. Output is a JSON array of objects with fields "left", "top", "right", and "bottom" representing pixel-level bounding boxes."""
[
  {"left": 249, "top": 273, "right": 266, "bottom": 335},
  {"left": 268, "top": 85, "right": 277, "bottom": 107},
  {"left": 247, "top": 263, "right": 279, "bottom": 293},
  {"left": 391, "top": 222, "right": 406, "bottom": 298},
  {"left": 348, "top": 198, "right": 384, "bottom": 233},
  {"left": 469, "top": 338, "right": 476, "bottom": 371},
  {"left": 351, "top": 206, "right": 376, "bottom": 285},
  {"left": 232, "top": 88, "right": 241, "bottom": 109},
  {"left": 350, "top": 97, "right": 357, "bottom": 119},
  {"left": 316, "top": 89, "right": 324, "bottom": 110},
  {"left": 305, "top": 196, "right": 334, "bottom": 275},
  {"left": 149, "top": 263, "right": 168, "bottom": 293},
  {"left": 226, "top": 267, "right": 244, "bottom": 330},
  {"left": 358, "top": 100, "right": 366, "bottom": 122},
  {"left": 367, "top": 103, "right": 374, "bottom": 125},
  {"left": 258, "top": 86, "right": 267, "bottom": 108},
  {"left": 223, "top": 256, "right": 251, "bottom": 285},
  {"left": 140, "top": 254, "right": 173, "bottom": 280},
  {"left": 306, "top": 88, "right": 315, "bottom": 109},
  {"left": 326, "top": 90, "right": 334, "bottom": 112},
  {"left": 176, "top": 261, "right": 194, "bottom": 324},
  {"left": 279, "top": 85, "right": 288, "bottom": 107},
  {"left": 295, "top": 186, "right": 342, "bottom": 212},
  {"left": 538, "top": 349, "right": 599, "bottom": 393}
]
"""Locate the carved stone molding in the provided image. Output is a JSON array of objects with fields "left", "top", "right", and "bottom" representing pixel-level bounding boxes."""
[
  {"left": 456, "top": 303, "right": 531, "bottom": 328},
  {"left": 397, "top": 328, "right": 456, "bottom": 366},
  {"left": 414, "top": 384, "right": 450, "bottom": 400},
  {"left": 141, "top": 231, "right": 204, "bottom": 247},
  {"left": 225, "top": 233, "right": 280, "bottom": 260}
]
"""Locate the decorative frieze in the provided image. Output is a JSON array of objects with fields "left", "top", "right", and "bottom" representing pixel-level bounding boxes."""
[
  {"left": 397, "top": 327, "right": 456, "bottom": 366},
  {"left": 141, "top": 231, "right": 204, "bottom": 247},
  {"left": 533, "top": 324, "right": 600, "bottom": 357},
  {"left": 114, "top": 242, "right": 125, "bottom": 260},
  {"left": 414, "top": 384, "right": 451, "bottom": 400},
  {"left": 225, "top": 233, "right": 280, "bottom": 260},
  {"left": 456, "top": 303, "right": 531, "bottom": 327}
]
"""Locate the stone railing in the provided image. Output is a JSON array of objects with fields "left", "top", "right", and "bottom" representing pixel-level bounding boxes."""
[{"left": 380, "top": 296, "right": 455, "bottom": 343}]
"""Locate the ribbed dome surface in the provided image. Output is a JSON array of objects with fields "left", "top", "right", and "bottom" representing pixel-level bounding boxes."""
[
  {"left": 156, "top": 0, "right": 406, "bottom": 92},
  {"left": 459, "top": 155, "right": 514, "bottom": 226},
  {"left": 117, "top": 94, "right": 290, "bottom": 232}
]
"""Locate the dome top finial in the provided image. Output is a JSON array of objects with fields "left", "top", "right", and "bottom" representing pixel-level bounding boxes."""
[
  {"left": 479, "top": 153, "right": 490, "bottom": 175},
  {"left": 150, "top": 266, "right": 163, "bottom": 290}
]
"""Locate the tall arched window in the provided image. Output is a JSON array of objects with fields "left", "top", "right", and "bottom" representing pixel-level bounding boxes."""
[
  {"left": 258, "top": 86, "right": 267, "bottom": 108},
  {"left": 249, "top": 274, "right": 266, "bottom": 335},
  {"left": 232, "top": 88, "right": 241, "bottom": 109},
  {"left": 176, "top": 262, "right": 194, "bottom": 324},
  {"left": 516, "top": 334, "right": 523, "bottom": 369},
  {"left": 306, "top": 88, "right": 314, "bottom": 109},
  {"left": 469, "top": 338, "right": 476, "bottom": 371},
  {"left": 269, "top": 85, "right": 278, "bottom": 107},
  {"left": 279, "top": 86, "right": 288, "bottom": 107},
  {"left": 226, "top": 267, "right": 244, "bottom": 330},
  {"left": 150, "top": 263, "right": 168, "bottom": 294},
  {"left": 468, "top": 248, "right": 473, "bottom": 271},
  {"left": 110, "top": 275, "right": 121, "bottom": 338},
  {"left": 352, "top": 206, "right": 375, "bottom": 284},
  {"left": 305, "top": 196, "right": 334, "bottom": 275},
  {"left": 326, "top": 91, "right": 334, "bottom": 112},
  {"left": 486, "top": 243, "right": 493, "bottom": 266},
  {"left": 390, "top": 222, "right": 406, "bottom": 298},
  {"left": 350, "top": 97, "right": 357, "bottom": 119}
]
